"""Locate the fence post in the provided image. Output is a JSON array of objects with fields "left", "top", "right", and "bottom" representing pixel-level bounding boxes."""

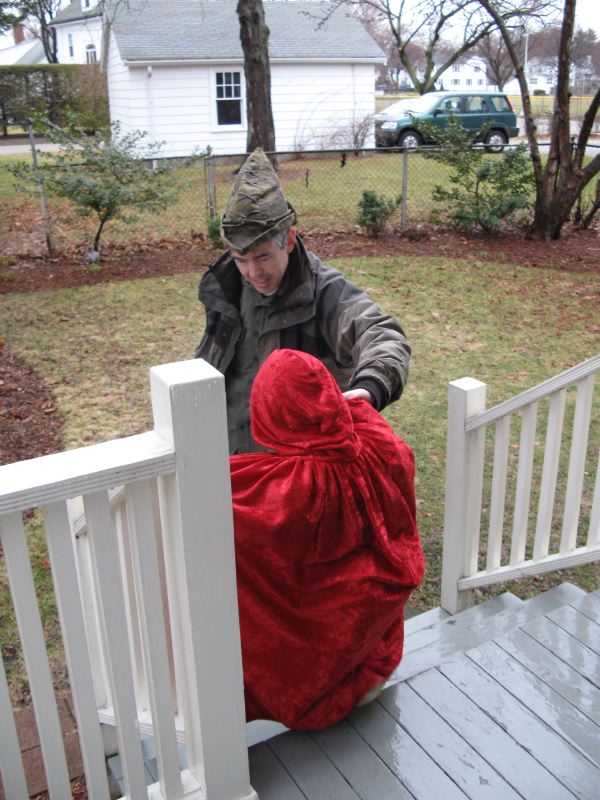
[
  {"left": 401, "top": 146, "right": 408, "bottom": 227},
  {"left": 27, "top": 122, "right": 54, "bottom": 254},
  {"left": 204, "top": 152, "right": 217, "bottom": 224},
  {"left": 150, "top": 359, "right": 257, "bottom": 800},
  {"left": 441, "top": 378, "right": 487, "bottom": 614}
]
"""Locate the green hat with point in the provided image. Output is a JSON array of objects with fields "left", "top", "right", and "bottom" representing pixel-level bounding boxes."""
[{"left": 220, "top": 148, "right": 296, "bottom": 254}]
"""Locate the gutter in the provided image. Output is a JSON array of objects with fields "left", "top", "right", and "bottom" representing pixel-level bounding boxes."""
[{"left": 122, "top": 57, "right": 385, "bottom": 67}]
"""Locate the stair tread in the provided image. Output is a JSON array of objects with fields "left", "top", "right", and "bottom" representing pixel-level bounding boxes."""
[{"left": 395, "top": 583, "right": 587, "bottom": 682}]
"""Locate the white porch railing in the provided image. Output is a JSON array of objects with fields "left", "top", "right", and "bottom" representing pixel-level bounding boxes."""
[
  {"left": 0, "top": 359, "right": 257, "bottom": 800},
  {"left": 442, "top": 354, "right": 600, "bottom": 613}
]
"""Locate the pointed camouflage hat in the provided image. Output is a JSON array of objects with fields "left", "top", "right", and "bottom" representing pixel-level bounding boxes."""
[{"left": 220, "top": 148, "right": 296, "bottom": 253}]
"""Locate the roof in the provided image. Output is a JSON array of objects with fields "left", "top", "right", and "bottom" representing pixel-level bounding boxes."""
[
  {"left": 50, "top": 1, "right": 102, "bottom": 25},
  {"left": 0, "top": 38, "right": 46, "bottom": 65},
  {"left": 107, "top": 0, "right": 384, "bottom": 64}
]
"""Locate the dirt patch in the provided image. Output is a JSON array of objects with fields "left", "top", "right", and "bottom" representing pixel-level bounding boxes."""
[
  {"left": 0, "top": 345, "right": 63, "bottom": 467},
  {"left": 2, "top": 223, "right": 600, "bottom": 298}
]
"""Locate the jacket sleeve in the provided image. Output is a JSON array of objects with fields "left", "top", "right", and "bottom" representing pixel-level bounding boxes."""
[{"left": 316, "top": 268, "right": 411, "bottom": 408}]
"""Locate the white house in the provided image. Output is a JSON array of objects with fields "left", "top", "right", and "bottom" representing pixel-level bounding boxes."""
[
  {"left": 503, "top": 57, "right": 556, "bottom": 95},
  {"left": 437, "top": 55, "right": 489, "bottom": 91},
  {"left": 56, "top": 0, "right": 384, "bottom": 156},
  {"left": 50, "top": 0, "right": 103, "bottom": 64}
]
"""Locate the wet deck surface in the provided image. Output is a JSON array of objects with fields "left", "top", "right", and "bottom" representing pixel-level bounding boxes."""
[{"left": 248, "top": 587, "right": 600, "bottom": 800}]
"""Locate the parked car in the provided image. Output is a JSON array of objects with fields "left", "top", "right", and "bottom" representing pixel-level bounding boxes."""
[{"left": 375, "top": 91, "right": 519, "bottom": 152}]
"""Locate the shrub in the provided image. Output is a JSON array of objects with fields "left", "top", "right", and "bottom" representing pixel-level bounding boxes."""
[
  {"left": 357, "top": 189, "right": 402, "bottom": 236},
  {"left": 207, "top": 215, "right": 222, "bottom": 246},
  {"left": 8, "top": 122, "right": 184, "bottom": 260},
  {"left": 0, "top": 64, "right": 109, "bottom": 136},
  {"left": 417, "top": 116, "right": 534, "bottom": 233}
]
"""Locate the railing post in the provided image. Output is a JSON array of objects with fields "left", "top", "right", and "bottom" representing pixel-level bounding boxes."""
[
  {"left": 441, "top": 378, "right": 487, "bottom": 614},
  {"left": 150, "top": 358, "right": 257, "bottom": 800}
]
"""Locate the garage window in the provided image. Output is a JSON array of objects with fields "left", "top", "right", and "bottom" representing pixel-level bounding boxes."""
[{"left": 216, "top": 71, "right": 242, "bottom": 125}]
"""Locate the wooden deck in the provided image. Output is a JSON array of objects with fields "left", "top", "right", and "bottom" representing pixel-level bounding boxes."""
[{"left": 247, "top": 583, "right": 600, "bottom": 800}]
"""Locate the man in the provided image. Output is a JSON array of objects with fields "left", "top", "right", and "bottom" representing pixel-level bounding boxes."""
[{"left": 195, "top": 148, "right": 411, "bottom": 454}]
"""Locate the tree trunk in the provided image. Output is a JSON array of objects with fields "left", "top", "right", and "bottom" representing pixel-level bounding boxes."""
[{"left": 236, "top": 0, "right": 276, "bottom": 160}]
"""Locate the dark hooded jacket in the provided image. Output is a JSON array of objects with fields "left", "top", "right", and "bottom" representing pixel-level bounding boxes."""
[
  {"left": 231, "top": 349, "right": 424, "bottom": 730},
  {"left": 196, "top": 236, "right": 410, "bottom": 452}
]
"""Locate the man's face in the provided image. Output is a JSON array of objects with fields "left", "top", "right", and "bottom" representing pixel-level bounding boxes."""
[{"left": 231, "top": 229, "right": 296, "bottom": 296}]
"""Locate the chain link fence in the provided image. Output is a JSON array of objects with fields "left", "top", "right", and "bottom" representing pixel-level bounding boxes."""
[{"left": 2, "top": 144, "right": 598, "bottom": 258}]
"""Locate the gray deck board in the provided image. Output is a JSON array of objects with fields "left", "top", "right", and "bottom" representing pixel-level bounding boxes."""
[
  {"left": 396, "top": 584, "right": 588, "bottom": 682},
  {"left": 246, "top": 587, "right": 600, "bottom": 800},
  {"left": 522, "top": 616, "right": 600, "bottom": 688},
  {"left": 248, "top": 742, "right": 307, "bottom": 800},
  {"left": 466, "top": 639, "right": 600, "bottom": 765},
  {"left": 348, "top": 700, "right": 468, "bottom": 799},
  {"left": 311, "top": 720, "right": 414, "bottom": 800},
  {"left": 399, "top": 668, "right": 574, "bottom": 800},
  {"left": 439, "top": 654, "right": 600, "bottom": 800},
  {"left": 376, "top": 681, "right": 520, "bottom": 799},
  {"left": 546, "top": 605, "right": 600, "bottom": 655},
  {"left": 569, "top": 592, "right": 600, "bottom": 624},
  {"left": 496, "top": 626, "right": 600, "bottom": 725},
  {"left": 268, "top": 730, "right": 362, "bottom": 800}
]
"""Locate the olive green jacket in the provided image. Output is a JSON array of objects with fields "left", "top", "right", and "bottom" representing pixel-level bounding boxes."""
[{"left": 195, "top": 237, "right": 410, "bottom": 450}]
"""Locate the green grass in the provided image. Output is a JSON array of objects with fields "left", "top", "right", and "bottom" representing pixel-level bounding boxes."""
[
  {"left": 1, "top": 257, "right": 598, "bottom": 631},
  {"left": 2, "top": 143, "right": 598, "bottom": 254},
  {"left": 0, "top": 256, "right": 598, "bottom": 700}
]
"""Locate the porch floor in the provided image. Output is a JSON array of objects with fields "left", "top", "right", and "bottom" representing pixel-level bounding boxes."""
[{"left": 248, "top": 583, "right": 600, "bottom": 800}]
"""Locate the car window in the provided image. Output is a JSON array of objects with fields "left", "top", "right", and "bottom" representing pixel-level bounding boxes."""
[
  {"left": 465, "top": 96, "right": 489, "bottom": 113},
  {"left": 489, "top": 95, "right": 511, "bottom": 112},
  {"left": 441, "top": 97, "right": 463, "bottom": 113}
]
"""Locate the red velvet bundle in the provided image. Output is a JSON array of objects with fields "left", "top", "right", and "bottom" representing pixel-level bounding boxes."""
[{"left": 230, "top": 349, "right": 424, "bottom": 730}]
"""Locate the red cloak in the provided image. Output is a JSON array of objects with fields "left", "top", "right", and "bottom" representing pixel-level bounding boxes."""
[{"left": 230, "top": 349, "right": 424, "bottom": 730}]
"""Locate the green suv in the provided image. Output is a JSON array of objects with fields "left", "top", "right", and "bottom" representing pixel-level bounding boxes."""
[{"left": 375, "top": 91, "right": 519, "bottom": 152}]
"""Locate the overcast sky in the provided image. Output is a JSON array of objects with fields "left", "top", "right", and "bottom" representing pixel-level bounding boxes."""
[
  {"left": 575, "top": 0, "right": 600, "bottom": 35},
  {"left": 2, "top": 1, "right": 599, "bottom": 51}
]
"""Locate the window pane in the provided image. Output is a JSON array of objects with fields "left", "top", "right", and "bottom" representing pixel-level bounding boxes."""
[{"left": 217, "top": 99, "right": 242, "bottom": 125}]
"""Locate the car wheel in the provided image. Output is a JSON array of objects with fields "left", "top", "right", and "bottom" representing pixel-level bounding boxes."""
[
  {"left": 484, "top": 130, "right": 508, "bottom": 153},
  {"left": 398, "top": 130, "right": 422, "bottom": 150}
]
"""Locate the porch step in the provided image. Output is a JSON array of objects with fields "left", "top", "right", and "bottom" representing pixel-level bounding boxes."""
[
  {"left": 393, "top": 582, "right": 587, "bottom": 683},
  {"left": 107, "top": 582, "right": 599, "bottom": 798},
  {"left": 249, "top": 582, "right": 600, "bottom": 800}
]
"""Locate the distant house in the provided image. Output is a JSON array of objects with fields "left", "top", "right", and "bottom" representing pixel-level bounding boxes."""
[
  {"left": 437, "top": 55, "right": 489, "bottom": 91},
  {"left": 503, "top": 58, "right": 555, "bottom": 96},
  {"left": 54, "top": 0, "right": 385, "bottom": 156},
  {"left": 50, "top": 0, "right": 103, "bottom": 64}
]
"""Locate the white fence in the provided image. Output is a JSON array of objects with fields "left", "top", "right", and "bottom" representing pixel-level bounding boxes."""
[
  {"left": 442, "top": 354, "right": 600, "bottom": 613},
  {"left": 0, "top": 359, "right": 257, "bottom": 800}
]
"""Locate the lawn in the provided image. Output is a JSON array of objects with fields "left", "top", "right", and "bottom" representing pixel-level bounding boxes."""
[{"left": 1, "top": 255, "right": 598, "bottom": 629}]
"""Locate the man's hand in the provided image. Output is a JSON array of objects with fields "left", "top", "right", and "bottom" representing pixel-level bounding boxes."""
[{"left": 342, "top": 388, "right": 375, "bottom": 405}]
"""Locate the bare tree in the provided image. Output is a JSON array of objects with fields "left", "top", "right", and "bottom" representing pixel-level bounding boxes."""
[
  {"left": 324, "top": 0, "right": 557, "bottom": 95},
  {"left": 475, "top": 30, "right": 519, "bottom": 89},
  {"left": 477, "top": 0, "right": 600, "bottom": 239},
  {"left": 237, "top": 0, "right": 276, "bottom": 157}
]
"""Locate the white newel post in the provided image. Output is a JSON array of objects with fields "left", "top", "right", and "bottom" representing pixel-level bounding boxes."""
[
  {"left": 441, "top": 378, "right": 487, "bottom": 614},
  {"left": 150, "top": 359, "right": 257, "bottom": 800}
]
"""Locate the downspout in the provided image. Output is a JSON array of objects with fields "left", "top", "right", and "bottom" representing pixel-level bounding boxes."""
[
  {"left": 146, "top": 65, "right": 157, "bottom": 164},
  {"left": 100, "top": 18, "right": 111, "bottom": 72}
]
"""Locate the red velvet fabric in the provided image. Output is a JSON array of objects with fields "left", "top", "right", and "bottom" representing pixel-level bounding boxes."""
[{"left": 230, "top": 349, "right": 424, "bottom": 730}]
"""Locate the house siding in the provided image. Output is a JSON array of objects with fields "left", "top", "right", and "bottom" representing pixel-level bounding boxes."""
[
  {"left": 272, "top": 62, "right": 376, "bottom": 150},
  {"left": 55, "top": 17, "right": 102, "bottom": 64},
  {"left": 107, "top": 54, "right": 377, "bottom": 157}
]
